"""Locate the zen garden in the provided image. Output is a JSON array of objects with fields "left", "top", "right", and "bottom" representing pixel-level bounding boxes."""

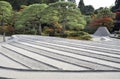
[
  {"left": 0, "top": 0, "right": 120, "bottom": 41},
  {"left": 1, "top": 0, "right": 120, "bottom": 79}
]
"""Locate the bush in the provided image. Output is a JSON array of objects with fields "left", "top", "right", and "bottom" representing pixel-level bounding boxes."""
[
  {"left": 65, "top": 31, "right": 92, "bottom": 40},
  {"left": 25, "top": 30, "right": 37, "bottom": 35},
  {"left": 65, "top": 31, "right": 89, "bottom": 37},
  {"left": 80, "top": 34, "right": 92, "bottom": 40}
]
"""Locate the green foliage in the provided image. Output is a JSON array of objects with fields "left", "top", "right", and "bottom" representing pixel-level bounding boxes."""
[
  {"left": 43, "top": 2, "right": 86, "bottom": 33},
  {"left": 88, "top": 8, "right": 115, "bottom": 33},
  {"left": 84, "top": 15, "right": 93, "bottom": 24},
  {"left": 0, "top": 1, "right": 14, "bottom": 36},
  {"left": 78, "top": 0, "right": 85, "bottom": 14},
  {"left": 15, "top": 2, "right": 86, "bottom": 35},
  {"left": 84, "top": 5, "right": 94, "bottom": 15},
  {"left": 0, "top": 1, "right": 12, "bottom": 23},
  {"left": 115, "top": 0, "right": 120, "bottom": 9},
  {"left": 4, "top": 0, "right": 59, "bottom": 10},
  {"left": 68, "top": 0, "right": 76, "bottom": 3},
  {"left": 94, "top": 7, "right": 104, "bottom": 14},
  {"left": 65, "top": 31, "right": 92, "bottom": 40},
  {"left": 97, "top": 8, "right": 115, "bottom": 18},
  {"left": 15, "top": 4, "right": 48, "bottom": 34},
  {"left": 80, "top": 34, "right": 92, "bottom": 40},
  {"left": 4, "top": 0, "right": 29, "bottom": 10},
  {"left": 78, "top": 0, "right": 94, "bottom": 15},
  {"left": 111, "top": 0, "right": 120, "bottom": 12}
]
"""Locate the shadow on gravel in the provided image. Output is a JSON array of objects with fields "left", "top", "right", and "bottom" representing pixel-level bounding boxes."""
[{"left": 0, "top": 77, "right": 14, "bottom": 79}]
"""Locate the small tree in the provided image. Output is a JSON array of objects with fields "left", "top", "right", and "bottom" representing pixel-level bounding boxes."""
[
  {"left": 15, "top": 4, "right": 48, "bottom": 35},
  {"left": 0, "top": 1, "right": 13, "bottom": 41},
  {"left": 89, "top": 8, "right": 115, "bottom": 32}
]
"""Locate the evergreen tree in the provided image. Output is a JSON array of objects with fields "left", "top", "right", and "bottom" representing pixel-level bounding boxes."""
[
  {"left": 84, "top": 5, "right": 94, "bottom": 15},
  {"left": 115, "top": 0, "right": 120, "bottom": 9},
  {"left": 78, "top": 0, "right": 85, "bottom": 14},
  {"left": 68, "top": 0, "right": 76, "bottom": 3},
  {"left": 15, "top": 4, "right": 48, "bottom": 34},
  {"left": 4, "top": 0, "right": 59, "bottom": 10},
  {"left": 111, "top": 0, "right": 120, "bottom": 12},
  {"left": 78, "top": 0, "right": 94, "bottom": 15}
]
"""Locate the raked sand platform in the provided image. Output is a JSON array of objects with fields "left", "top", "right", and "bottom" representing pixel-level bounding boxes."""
[{"left": 0, "top": 35, "right": 120, "bottom": 79}]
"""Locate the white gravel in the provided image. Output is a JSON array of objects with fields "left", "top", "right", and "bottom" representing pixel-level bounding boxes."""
[{"left": 0, "top": 35, "right": 120, "bottom": 79}]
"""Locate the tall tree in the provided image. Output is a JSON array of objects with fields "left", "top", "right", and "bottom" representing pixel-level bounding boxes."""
[
  {"left": 84, "top": 5, "right": 94, "bottom": 15},
  {"left": 111, "top": 0, "right": 120, "bottom": 12},
  {"left": 115, "top": 0, "right": 120, "bottom": 9},
  {"left": 78, "top": 0, "right": 95, "bottom": 15},
  {"left": 78, "top": 0, "right": 85, "bottom": 14}
]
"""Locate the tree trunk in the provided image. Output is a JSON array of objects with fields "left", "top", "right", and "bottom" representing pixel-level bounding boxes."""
[
  {"left": 33, "top": 26, "right": 37, "bottom": 35},
  {"left": 61, "top": 20, "right": 66, "bottom": 35},
  {"left": 3, "top": 32, "right": 6, "bottom": 42},
  {"left": 39, "top": 23, "right": 42, "bottom": 35}
]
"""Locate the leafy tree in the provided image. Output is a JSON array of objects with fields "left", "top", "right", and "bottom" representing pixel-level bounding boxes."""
[
  {"left": 15, "top": 4, "right": 48, "bottom": 34},
  {"left": 90, "top": 17, "right": 113, "bottom": 31},
  {"left": 94, "top": 7, "right": 104, "bottom": 14},
  {"left": 0, "top": 1, "right": 12, "bottom": 22},
  {"left": 89, "top": 8, "right": 115, "bottom": 32},
  {"left": 97, "top": 8, "right": 115, "bottom": 18},
  {"left": 0, "top": 1, "right": 13, "bottom": 41},
  {"left": 42, "top": 2, "right": 86, "bottom": 35}
]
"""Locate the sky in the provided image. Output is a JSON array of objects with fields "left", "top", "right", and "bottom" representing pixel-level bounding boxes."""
[{"left": 76, "top": 0, "right": 115, "bottom": 9}]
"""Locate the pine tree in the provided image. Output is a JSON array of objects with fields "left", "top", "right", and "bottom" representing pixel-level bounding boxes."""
[
  {"left": 111, "top": 0, "right": 120, "bottom": 12},
  {"left": 78, "top": 0, "right": 85, "bottom": 14},
  {"left": 115, "top": 0, "right": 120, "bottom": 9},
  {"left": 68, "top": 0, "right": 76, "bottom": 3}
]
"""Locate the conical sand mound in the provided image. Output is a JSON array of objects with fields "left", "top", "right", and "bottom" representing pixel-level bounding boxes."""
[{"left": 94, "top": 27, "right": 110, "bottom": 36}]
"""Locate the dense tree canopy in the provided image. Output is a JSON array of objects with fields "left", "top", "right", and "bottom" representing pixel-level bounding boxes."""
[
  {"left": 68, "top": 0, "right": 76, "bottom": 3},
  {"left": 0, "top": 1, "right": 13, "bottom": 41},
  {"left": 111, "top": 0, "right": 120, "bottom": 12},
  {"left": 4, "top": 0, "right": 59, "bottom": 10},
  {"left": 115, "top": 0, "right": 120, "bottom": 10},
  {"left": 78, "top": 0, "right": 94, "bottom": 15},
  {"left": 97, "top": 8, "right": 115, "bottom": 18},
  {"left": 0, "top": 1, "right": 12, "bottom": 23},
  {"left": 15, "top": 2, "right": 86, "bottom": 35},
  {"left": 90, "top": 8, "right": 115, "bottom": 32},
  {"left": 42, "top": 2, "right": 86, "bottom": 32},
  {"left": 84, "top": 5, "right": 94, "bottom": 15},
  {"left": 15, "top": 4, "right": 48, "bottom": 34},
  {"left": 78, "top": 0, "right": 85, "bottom": 14}
]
